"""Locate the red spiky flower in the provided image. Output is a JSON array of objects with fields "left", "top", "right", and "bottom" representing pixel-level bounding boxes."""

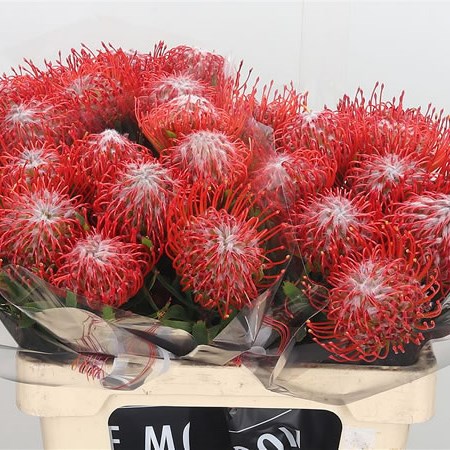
[
  {"left": 141, "top": 72, "right": 212, "bottom": 108},
  {"left": 80, "top": 129, "right": 145, "bottom": 172},
  {"left": 51, "top": 229, "right": 151, "bottom": 307},
  {"left": 307, "top": 225, "right": 441, "bottom": 362},
  {"left": 43, "top": 46, "right": 142, "bottom": 135},
  {"left": 166, "top": 183, "right": 289, "bottom": 318},
  {"left": 0, "top": 99, "right": 63, "bottom": 147},
  {"left": 277, "top": 109, "right": 353, "bottom": 178},
  {"left": 66, "top": 129, "right": 147, "bottom": 201},
  {"left": 336, "top": 84, "right": 450, "bottom": 171},
  {"left": 291, "top": 189, "right": 378, "bottom": 271},
  {"left": 252, "top": 82, "right": 308, "bottom": 132},
  {"left": 136, "top": 94, "right": 224, "bottom": 152},
  {"left": 346, "top": 147, "right": 430, "bottom": 212},
  {"left": 393, "top": 191, "right": 450, "bottom": 288},
  {"left": 163, "top": 45, "right": 227, "bottom": 85},
  {"left": 90, "top": 44, "right": 143, "bottom": 119},
  {"left": 249, "top": 148, "right": 336, "bottom": 212},
  {"left": 0, "top": 179, "right": 84, "bottom": 275},
  {"left": 0, "top": 140, "right": 62, "bottom": 188},
  {"left": 161, "top": 129, "right": 250, "bottom": 186},
  {"left": 94, "top": 156, "right": 180, "bottom": 251}
]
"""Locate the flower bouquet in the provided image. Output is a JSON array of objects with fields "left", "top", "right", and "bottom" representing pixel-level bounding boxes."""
[{"left": 0, "top": 43, "right": 449, "bottom": 398}]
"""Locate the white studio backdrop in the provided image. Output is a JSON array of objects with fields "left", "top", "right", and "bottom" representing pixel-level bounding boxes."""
[{"left": 0, "top": 1, "right": 450, "bottom": 449}]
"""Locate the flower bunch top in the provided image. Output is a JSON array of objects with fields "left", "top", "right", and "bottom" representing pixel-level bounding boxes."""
[{"left": 0, "top": 43, "right": 449, "bottom": 362}]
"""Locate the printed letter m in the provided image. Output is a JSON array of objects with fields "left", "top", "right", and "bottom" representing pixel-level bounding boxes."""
[{"left": 145, "top": 425, "right": 176, "bottom": 450}]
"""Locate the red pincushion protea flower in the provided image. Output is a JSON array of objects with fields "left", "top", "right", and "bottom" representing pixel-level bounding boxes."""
[
  {"left": 163, "top": 45, "right": 227, "bottom": 85},
  {"left": 291, "top": 189, "right": 378, "bottom": 271},
  {"left": 346, "top": 148, "right": 429, "bottom": 212},
  {"left": 141, "top": 72, "right": 212, "bottom": 108},
  {"left": 136, "top": 94, "right": 223, "bottom": 152},
  {"left": 166, "top": 184, "right": 288, "bottom": 318},
  {"left": 161, "top": 129, "right": 250, "bottom": 186},
  {"left": 51, "top": 230, "right": 151, "bottom": 307},
  {"left": 67, "top": 129, "right": 146, "bottom": 189},
  {"left": 336, "top": 84, "right": 450, "bottom": 171},
  {"left": 276, "top": 109, "right": 352, "bottom": 179},
  {"left": 307, "top": 227, "right": 441, "bottom": 362},
  {"left": 277, "top": 109, "right": 339, "bottom": 149},
  {"left": 84, "top": 129, "right": 144, "bottom": 166},
  {"left": 0, "top": 99, "right": 63, "bottom": 147},
  {"left": 0, "top": 180, "right": 84, "bottom": 274},
  {"left": 249, "top": 149, "right": 336, "bottom": 212},
  {"left": 0, "top": 140, "right": 62, "bottom": 188},
  {"left": 0, "top": 71, "right": 48, "bottom": 102},
  {"left": 94, "top": 157, "right": 180, "bottom": 250},
  {"left": 393, "top": 192, "right": 450, "bottom": 286},
  {"left": 252, "top": 82, "right": 308, "bottom": 132},
  {"left": 90, "top": 45, "right": 143, "bottom": 118},
  {"left": 43, "top": 47, "right": 141, "bottom": 135}
]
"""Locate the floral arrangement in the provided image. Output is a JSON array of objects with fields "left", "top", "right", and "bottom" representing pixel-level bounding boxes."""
[{"left": 0, "top": 42, "right": 449, "bottom": 373}]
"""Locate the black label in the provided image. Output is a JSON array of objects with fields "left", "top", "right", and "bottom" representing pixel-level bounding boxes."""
[
  {"left": 108, "top": 406, "right": 231, "bottom": 450},
  {"left": 108, "top": 407, "right": 342, "bottom": 450}
]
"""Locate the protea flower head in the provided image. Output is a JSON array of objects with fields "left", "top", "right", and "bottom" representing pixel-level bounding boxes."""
[
  {"left": 0, "top": 179, "right": 84, "bottom": 274},
  {"left": 393, "top": 192, "right": 450, "bottom": 286},
  {"left": 0, "top": 69, "right": 48, "bottom": 102},
  {"left": 65, "top": 129, "right": 149, "bottom": 204},
  {"left": 277, "top": 109, "right": 352, "bottom": 178},
  {"left": 161, "top": 129, "right": 250, "bottom": 186},
  {"left": 141, "top": 72, "right": 212, "bottom": 108},
  {"left": 346, "top": 147, "right": 430, "bottom": 211},
  {"left": 136, "top": 93, "right": 223, "bottom": 151},
  {"left": 166, "top": 183, "right": 289, "bottom": 318},
  {"left": 94, "top": 156, "right": 180, "bottom": 251},
  {"left": 163, "top": 45, "right": 227, "bottom": 85},
  {"left": 90, "top": 45, "right": 143, "bottom": 119},
  {"left": 307, "top": 225, "right": 441, "bottom": 362},
  {"left": 291, "top": 189, "right": 378, "bottom": 271},
  {"left": 44, "top": 46, "right": 141, "bottom": 134},
  {"left": 0, "top": 140, "right": 62, "bottom": 188},
  {"left": 68, "top": 129, "right": 145, "bottom": 181},
  {"left": 278, "top": 109, "right": 339, "bottom": 146},
  {"left": 249, "top": 149, "right": 336, "bottom": 212},
  {"left": 0, "top": 100, "right": 60, "bottom": 146},
  {"left": 51, "top": 229, "right": 151, "bottom": 307},
  {"left": 336, "top": 83, "right": 450, "bottom": 171},
  {"left": 252, "top": 82, "right": 309, "bottom": 131}
]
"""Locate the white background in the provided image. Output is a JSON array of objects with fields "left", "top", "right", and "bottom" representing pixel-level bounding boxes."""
[{"left": 1, "top": 1, "right": 450, "bottom": 449}]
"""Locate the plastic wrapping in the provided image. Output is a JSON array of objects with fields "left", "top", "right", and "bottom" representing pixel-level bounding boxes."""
[
  {"left": 0, "top": 264, "right": 285, "bottom": 390},
  {"left": 0, "top": 260, "right": 444, "bottom": 402}
]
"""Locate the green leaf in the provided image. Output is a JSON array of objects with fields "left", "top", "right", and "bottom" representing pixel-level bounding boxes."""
[
  {"left": 282, "top": 281, "right": 303, "bottom": 300},
  {"left": 75, "top": 212, "right": 90, "bottom": 231},
  {"left": 161, "top": 318, "right": 193, "bottom": 333},
  {"left": 22, "top": 302, "right": 43, "bottom": 313},
  {"left": 282, "top": 281, "right": 314, "bottom": 318},
  {"left": 164, "top": 305, "right": 191, "bottom": 322},
  {"left": 142, "top": 236, "right": 154, "bottom": 250},
  {"left": 165, "top": 130, "right": 177, "bottom": 139},
  {"left": 192, "top": 320, "right": 209, "bottom": 345},
  {"left": 102, "top": 306, "right": 115, "bottom": 321},
  {"left": 155, "top": 271, "right": 199, "bottom": 313},
  {"left": 65, "top": 291, "right": 77, "bottom": 308}
]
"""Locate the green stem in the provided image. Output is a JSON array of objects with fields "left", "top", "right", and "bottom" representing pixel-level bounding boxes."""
[
  {"left": 140, "top": 286, "right": 160, "bottom": 313},
  {"left": 155, "top": 271, "right": 200, "bottom": 313}
]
